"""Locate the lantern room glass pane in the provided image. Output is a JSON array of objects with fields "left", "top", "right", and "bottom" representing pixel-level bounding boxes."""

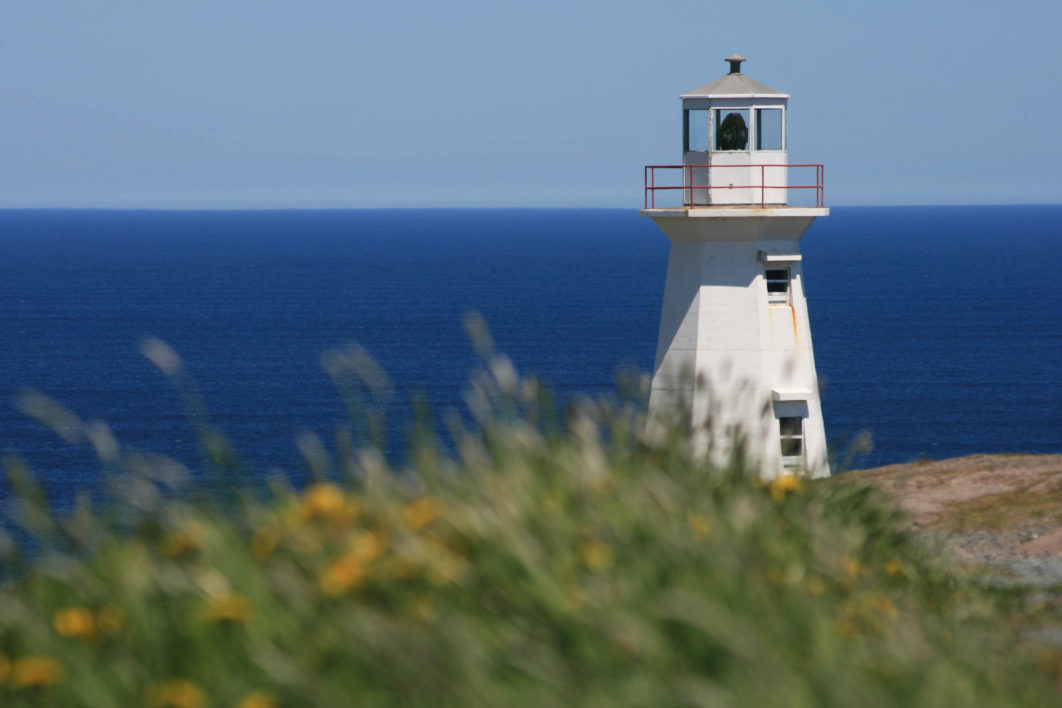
[
  {"left": 756, "top": 108, "right": 783, "bottom": 150},
  {"left": 685, "top": 110, "right": 709, "bottom": 152},
  {"left": 714, "top": 109, "right": 749, "bottom": 150}
]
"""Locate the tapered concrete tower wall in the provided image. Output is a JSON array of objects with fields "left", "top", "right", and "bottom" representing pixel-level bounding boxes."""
[
  {"left": 642, "top": 56, "right": 829, "bottom": 479},
  {"left": 646, "top": 209, "right": 828, "bottom": 477}
]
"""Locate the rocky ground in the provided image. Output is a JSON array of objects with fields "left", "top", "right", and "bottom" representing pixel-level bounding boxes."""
[
  {"left": 846, "top": 454, "right": 1062, "bottom": 586},
  {"left": 846, "top": 454, "right": 1062, "bottom": 643}
]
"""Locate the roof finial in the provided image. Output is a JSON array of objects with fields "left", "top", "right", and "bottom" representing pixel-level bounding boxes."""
[{"left": 726, "top": 53, "right": 745, "bottom": 74}]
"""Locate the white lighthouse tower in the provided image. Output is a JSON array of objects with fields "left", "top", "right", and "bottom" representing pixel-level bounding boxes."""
[{"left": 642, "top": 54, "right": 829, "bottom": 478}]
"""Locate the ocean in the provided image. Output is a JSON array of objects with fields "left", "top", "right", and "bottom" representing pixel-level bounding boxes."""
[{"left": 1, "top": 206, "right": 1060, "bottom": 500}]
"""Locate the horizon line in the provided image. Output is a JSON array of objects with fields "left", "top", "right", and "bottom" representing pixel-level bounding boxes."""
[{"left": 1, "top": 202, "right": 1061, "bottom": 213}]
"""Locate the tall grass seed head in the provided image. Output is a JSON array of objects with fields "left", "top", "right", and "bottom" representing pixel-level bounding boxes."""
[
  {"left": 424, "top": 546, "right": 469, "bottom": 586},
  {"left": 414, "top": 594, "right": 438, "bottom": 621},
  {"left": 139, "top": 337, "right": 184, "bottom": 377},
  {"left": 689, "top": 512, "right": 712, "bottom": 537}
]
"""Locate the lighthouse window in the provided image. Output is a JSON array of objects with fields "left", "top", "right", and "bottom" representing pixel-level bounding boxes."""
[
  {"left": 779, "top": 416, "right": 804, "bottom": 466},
  {"left": 714, "top": 109, "right": 749, "bottom": 150},
  {"left": 685, "top": 110, "right": 710, "bottom": 152},
  {"left": 765, "top": 268, "right": 790, "bottom": 305},
  {"left": 756, "top": 108, "right": 783, "bottom": 150}
]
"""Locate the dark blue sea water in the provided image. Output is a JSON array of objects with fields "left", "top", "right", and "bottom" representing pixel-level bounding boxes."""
[{"left": 1, "top": 207, "right": 1060, "bottom": 501}]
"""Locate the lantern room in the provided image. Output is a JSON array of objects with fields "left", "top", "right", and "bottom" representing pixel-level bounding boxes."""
[{"left": 680, "top": 54, "right": 790, "bottom": 206}]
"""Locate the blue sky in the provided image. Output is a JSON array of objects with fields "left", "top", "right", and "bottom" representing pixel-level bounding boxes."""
[{"left": 1, "top": 0, "right": 1059, "bottom": 208}]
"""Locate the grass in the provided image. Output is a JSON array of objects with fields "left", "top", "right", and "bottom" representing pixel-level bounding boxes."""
[
  {"left": 941, "top": 476, "right": 1062, "bottom": 532},
  {"left": 1, "top": 328, "right": 1061, "bottom": 706}
]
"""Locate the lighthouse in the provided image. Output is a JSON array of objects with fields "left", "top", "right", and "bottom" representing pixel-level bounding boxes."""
[{"left": 642, "top": 54, "right": 829, "bottom": 479}]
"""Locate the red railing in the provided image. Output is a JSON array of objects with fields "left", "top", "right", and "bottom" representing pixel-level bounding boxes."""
[{"left": 643, "top": 163, "right": 824, "bottom": 209}]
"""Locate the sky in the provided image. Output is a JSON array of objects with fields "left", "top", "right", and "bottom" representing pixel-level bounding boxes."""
[{"left": 1, "top": 0, "right": 1060, "bottom": 208}]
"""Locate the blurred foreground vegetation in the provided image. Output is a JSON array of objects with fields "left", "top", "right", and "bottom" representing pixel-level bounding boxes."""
[{"left": 1, "top": 328, "right": 1061, "bottom": 706}]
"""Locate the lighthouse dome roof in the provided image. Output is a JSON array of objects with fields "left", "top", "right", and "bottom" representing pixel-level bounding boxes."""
[{"left": 681, "top": 55, "right": 789, "bottom": 99}]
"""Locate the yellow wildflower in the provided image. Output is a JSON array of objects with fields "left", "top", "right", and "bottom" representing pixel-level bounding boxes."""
[
  {"left": 10, "top": 656, "right": 63, "bottom": 689},
  {"left": 834, "top": 615, "right": 860, "bottom": 638},
  {"left": 205, "top": 593, "right": 252, "bottom": 624},
  {"left": 351, "top": 530, "right": 385, "bottom": 563},
  {"left": 162, "top": 521, "right": 207, "bottom": 558},
  {"left": 884, "top": 559, "right": 906, "bottom": 580},
  {"left": 769, "top": 473, "right": 804, "bottom": 503},
  {"left": 96, "top": 605, "right": 126, "bottom": 635},
  {"left": 251, "top": 526, "right": 281, "bottom": 560},
  {"left": 581, "top": 540, "right": 614, "bottom": 571},
  {"left": 53, "top": 607, "right": 96, "bottom": 639},
  {"left": 320, "top": 554, "right": 364, "bottom": 596},
  {"left": 862, "top": 592, "right": 898, "bottom": 620},
  {"left": 805, "top": 576, "right": 827, "bottom": 596},
  {"left": 145, "top": 678, "right": 205, "bottom": 708},
  {"left": 689, "top": 513, "right": 711, "bottom": 537},
  {"left": 300, "top": 482, "right": 352, "bottom": 521},
  {"left": 0, "top": 654, "right": 10, "bottom": 683},
  {"left": 844, "top": 556, "right": 861, "bottom": 580},
  {"left": 238, "top": 691, "right": 277, "bottom": 708},
  {"left": 402, "top": 497, "right": 440, "bottom": 531}
]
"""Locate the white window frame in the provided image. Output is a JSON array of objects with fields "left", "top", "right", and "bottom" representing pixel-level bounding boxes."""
[
  {"left": 765, "top": 267, "right": 791, "bottom": 305},
  {"left": 778, "top": 416, "right": 805, "bottom": 470}
]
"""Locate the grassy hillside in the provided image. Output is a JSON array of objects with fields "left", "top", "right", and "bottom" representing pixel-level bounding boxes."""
[{"left": 1, "top": 334, "right": 1060, "bottom": 706}]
